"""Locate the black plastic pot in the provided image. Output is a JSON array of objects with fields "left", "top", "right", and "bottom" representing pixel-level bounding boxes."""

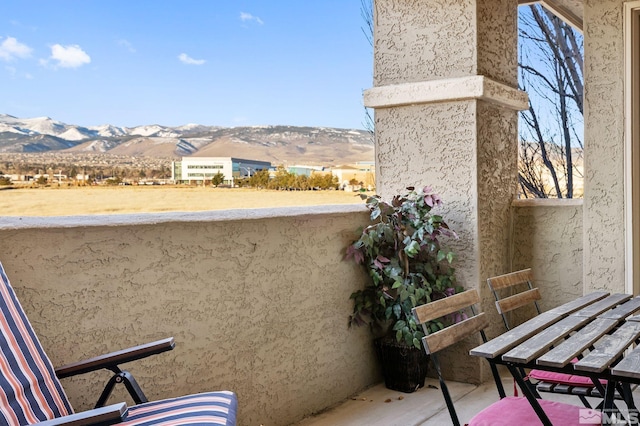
[{"left": 374, "top": 336, "right": 430, "bottom": 393}]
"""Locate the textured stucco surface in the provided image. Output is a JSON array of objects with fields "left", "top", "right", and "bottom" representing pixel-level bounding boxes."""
[
  {"left": 373, "top": 0, "right": 518, "bottom": 86},
  {"left": 476, "top": 101, "right": 520, "bottom": 346},
  {"left": 374, "top": 101, "right": 477, "bottom": 200},
  {"left": 477, "top": 0, "right": 519, "bottom": 85},
  {"left": 0, "top": 207, "right": 378, "bottom": 426},
  {"left": 583, "top": 0, "right": 627, "bottom": 293},
  {"left": 373, "top": 0, "right": 475, "bottom": 85},
  {"left": 375, "top": 100, "right": 483, "bottom": 384},
  {"left": 511, "top": 200, "right": 584, "bottom": 313}
]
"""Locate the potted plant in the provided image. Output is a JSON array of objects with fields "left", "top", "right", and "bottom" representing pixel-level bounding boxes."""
[{"left": 345, "top": 186, "right": 460, "bottom": 392}]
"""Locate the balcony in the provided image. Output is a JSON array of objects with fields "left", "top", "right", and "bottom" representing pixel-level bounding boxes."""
[
  {"left": 294, "top": 377, "right": 485, "bottom": 426},
  {"left": 296, "top": 374, "right": 640, "bottom": 425},
  {"left": 0, "top": 198, "right": 583, "bottom": 425}
]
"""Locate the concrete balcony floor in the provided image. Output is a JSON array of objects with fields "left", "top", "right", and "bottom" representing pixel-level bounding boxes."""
[{"left": 293, "top": 375, "right": 637, "bottom": 426}]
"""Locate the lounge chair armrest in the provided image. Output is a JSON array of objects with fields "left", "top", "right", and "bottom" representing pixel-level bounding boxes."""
[
  {"left": 36, "top": 402, "right": 127, "bottom": 425},
  {"left": 55, "top": 337, "right": 175, "bottom": 379}
]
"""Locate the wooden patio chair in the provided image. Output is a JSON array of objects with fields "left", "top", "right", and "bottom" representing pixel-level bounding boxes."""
[
  {"left": 412, "top": 289, "right": 596, "bottom": 426},
  {"left": 486, "top": 268, "right": 610, "bottom": 407},
  {"left": 0, "top": 261, "right": 237, "bottom": 425}
]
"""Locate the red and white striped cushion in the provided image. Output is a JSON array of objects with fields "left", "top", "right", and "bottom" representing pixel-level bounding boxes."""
[
  {"left": 0, "top": 262, "right": 73, "bottom": 424},
  {"left": 122, "top": 392, "right": 237, "bottom": 425}
]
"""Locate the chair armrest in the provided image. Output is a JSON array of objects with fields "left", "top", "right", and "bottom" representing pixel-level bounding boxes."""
[
  {"left": 36, "top": 402, "right": 127, "bottom": 425},
  {"left": 55, "top": 337, "right": 175, "bottom": 379}
]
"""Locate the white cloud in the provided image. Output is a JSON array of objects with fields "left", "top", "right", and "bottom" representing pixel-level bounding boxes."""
[
  {"left": 240, "top": 12, "right": 264, "bottom": 25},
  {"left": 48, "top": 44, "right": 91, "bottom": 68},
  {"left": 0, "top": 37, "right": 33, "bottom": 62},
  {"left": 178, "top": 53, "right": 205, "bottom": 65},
  {"left": 118, "top": 39, "right": 136, "bottom": 53}
]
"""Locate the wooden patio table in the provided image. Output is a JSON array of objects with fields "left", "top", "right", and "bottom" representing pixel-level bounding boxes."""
[{"left": 470, "top": 291, "right": 640, "bottom": 426}]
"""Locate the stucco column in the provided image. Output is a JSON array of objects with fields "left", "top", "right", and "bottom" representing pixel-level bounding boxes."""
[
  {"left": 364, "top": 0, "right": 528, "bottom": 384},
  {"left": 582, "top": 1, "right": 626, "bottom": 295}
]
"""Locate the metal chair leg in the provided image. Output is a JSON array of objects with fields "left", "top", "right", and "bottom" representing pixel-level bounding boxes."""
[
  {"left": 95, "top": 370, "right": 148, "bottom": 408},
  {"left": 121, "top": 371, "right": 148, "bottom": 405},
  {"left": 508, "top": 364, "right": 552, "bottom": 426},
  {"left": 432, "top": 354, "right": 460, "bottom": 426}
]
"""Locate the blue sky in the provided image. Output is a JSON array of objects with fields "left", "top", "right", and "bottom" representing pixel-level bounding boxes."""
[{"left": 0, "top": 1, "right": 372, "bottom": 130}]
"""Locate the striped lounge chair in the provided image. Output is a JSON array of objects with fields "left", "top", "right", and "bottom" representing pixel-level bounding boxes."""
[{"left": 0, "top": 261, "right": 237, "bottom": 425}]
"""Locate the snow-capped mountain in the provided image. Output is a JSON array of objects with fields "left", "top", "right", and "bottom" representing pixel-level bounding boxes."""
[
  {"left": 128, "top": 124, "right": 176, "bottom": 137},
  {"left": 0, "top": 114, "right": 374, "bottom": 166},
  {"left": 0, "top": 114, "right": 95, "bottom": 140},
  {"left": 89, "top": 124, "right": 127, "bottom": 138},
  {"left": 0, "top": 114, "right": 218, "bottom": 141}
]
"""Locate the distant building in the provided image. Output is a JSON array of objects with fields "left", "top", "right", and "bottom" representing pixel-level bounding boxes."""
[
  {"left": 171, "top": 157, "right": 271, "bottom": 186},
  {"left": 6, "top": 174, "right": 32, "bottom": 182},
  {"left": 330, "top": 163, "right": 375, "bottom": 190},
  {"left": 287, "top": 165, "right": 325, "bottom": 177}
]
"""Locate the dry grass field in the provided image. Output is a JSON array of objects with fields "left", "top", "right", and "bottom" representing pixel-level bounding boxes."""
[{"left": 1, "top": 185, "right": 370, "bottom": 217}]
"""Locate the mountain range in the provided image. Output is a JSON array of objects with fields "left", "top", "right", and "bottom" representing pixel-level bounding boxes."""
[{"left": 0, "top": 114, "right": 374, "bottom": 166}]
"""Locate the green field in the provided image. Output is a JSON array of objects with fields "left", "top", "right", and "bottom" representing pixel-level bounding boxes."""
[{"left": 1, "top": 185, "right": 369, "bottom": 217}]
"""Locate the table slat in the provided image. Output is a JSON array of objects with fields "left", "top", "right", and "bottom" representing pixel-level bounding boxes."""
[
  {"left": 570, "top": 294, "right": 631, "bottom": 318},
  {"left": 502, "top": 315, "right": 591, "bottom": 364},
  {"left": 545, "top": 291, "right": 609, "bottom": 316},
  {"left": 598, "top": 296, "right": 640, "bottom": 320},
  {"left": 574, "top": 321, "right": 640, "bottom": 373},
  {"left": 611, "top": 345, "right": 640, "bottom": 379},
  {"left": 470, "top": 292, "right": 609, "bottom": 359},
  {"left": 536, "top": 318, "right": 617, "bottom": 368},
  {"left": 469, "top": 311, "right": 563, "bottom": 359},
  {"left": 598, "top": 297, "right": 640, "bottom": 320}
]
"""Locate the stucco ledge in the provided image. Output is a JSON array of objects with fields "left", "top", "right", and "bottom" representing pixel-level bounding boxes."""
[
  {"left": 512, "top": 198, "right": 583, "bottom": 207},
  {"left": 363, "top": 76, "right": 529, "bottom": 111},
  {"left": 0, "top": 204, "right": 369, "bottom": 230}
]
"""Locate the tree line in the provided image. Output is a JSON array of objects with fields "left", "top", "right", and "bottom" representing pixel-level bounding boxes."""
[
  {"left": 0, "top": 161, "right": 347, "bottom": 191},
  {"left": 220, "top": 167, "right": 341, "bottom": 190},
  {"left": 0, "top": 161, "right": 171, "bottom": 186}
]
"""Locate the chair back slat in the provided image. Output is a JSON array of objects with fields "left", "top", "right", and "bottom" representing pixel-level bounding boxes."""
[
  {"left": 0, "top": 262, "right": 73, "bottom": 424},
  {"left": 487, "top": 268, "right": 541, "bottom": 330},
  {"left": 422, "top": 313, "right": 489, "bottom": 354},
  {"left": 496, "top": 288, "right": 541, "bottom": 315},
  {"left": 487, "top": 268, "right": 533, "bottom": 290},
  {"left": 412, "top": 289, "right": 507, "bottom": 426},
  {"left": 412, "top": 290, "right": 481, "bottom": 324}
]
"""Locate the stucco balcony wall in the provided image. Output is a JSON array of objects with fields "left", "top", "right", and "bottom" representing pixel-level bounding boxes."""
[
  {"left": 0, "top": 205, "right": 379, "bottom": 426},
  {"left": 0, "top": 200, "right": 584, "bottom": 425},
  {"left": 509, "top": 198, "right": 584, "bottom": 326}
]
